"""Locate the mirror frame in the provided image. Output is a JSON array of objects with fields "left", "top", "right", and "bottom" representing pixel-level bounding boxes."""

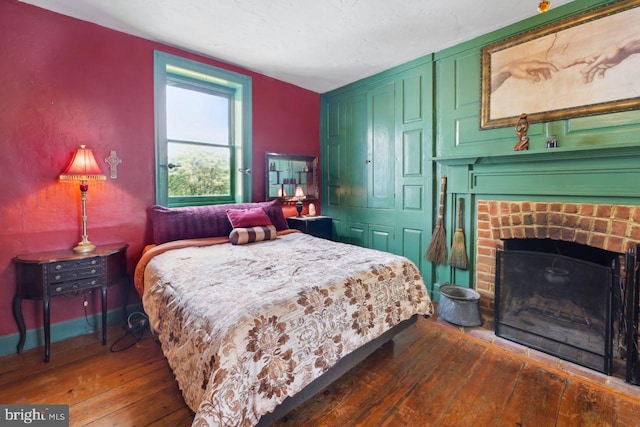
[{"left": 265, "top": 152, "right": 318, "bottom": 201}]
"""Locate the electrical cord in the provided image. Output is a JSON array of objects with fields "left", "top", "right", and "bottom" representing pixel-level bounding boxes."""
[
  {"left": 110, "top": 312, "right": 151, "bottom": 352},
  {"left": 83, "top": 293, "right": 96, "bottom": 329}
]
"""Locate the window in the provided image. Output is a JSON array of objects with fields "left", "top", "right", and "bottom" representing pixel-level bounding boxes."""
[
  {"left": 165, "top": 80, "right": 233, "bottom": 202},
  {"left": 154, "top": 51, "right": 252, "bottom": 207}
]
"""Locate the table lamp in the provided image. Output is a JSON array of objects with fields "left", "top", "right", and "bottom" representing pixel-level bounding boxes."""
[
  {"left": 59, "top": 145, "right": 106, "bottom": 253},
  {"left": 294, "top": 186, "right": 305, "bottom": 217}
]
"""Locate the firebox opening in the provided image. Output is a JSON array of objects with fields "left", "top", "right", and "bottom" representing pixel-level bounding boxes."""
[
  {"left": 496, "top": 239, "right": 620, "bottom": 375},
  {"left": 503, "top": 238, "right": 619, "bottom": 267}
]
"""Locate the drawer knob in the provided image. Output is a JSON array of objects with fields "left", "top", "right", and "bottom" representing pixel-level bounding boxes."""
[
  {"left": 55, "top": 265, "right": 62, "bottom": 270},
  {"left": 56, "top": 287, "right": 63, "bottom": 292},
  {"left": 91, "top": 269, "right": 96, "bottom": 274},
  {"left": 90, "top": 280, "right": 96, "bottom": 285},
  {"left": 91, "top": 260, "right": 97, "bottom": 265},
  {"left": 55, "top": 275, "right": 61, "bottom": 280}
]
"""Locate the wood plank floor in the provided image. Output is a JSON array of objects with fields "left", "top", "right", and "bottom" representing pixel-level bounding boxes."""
[{"left": 1, "top": 316, "right": 640, "bottom": 426}]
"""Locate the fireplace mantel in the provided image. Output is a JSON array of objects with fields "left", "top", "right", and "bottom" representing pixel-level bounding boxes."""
[
  {"left": 432, "top": 140, "right": 640, "bottom": 324},
  {"left": 434, "top": 141, "right": 640, "bottom": 167},
  {"left": 433, "top": 142, "right": 640, "bottom": 198}
]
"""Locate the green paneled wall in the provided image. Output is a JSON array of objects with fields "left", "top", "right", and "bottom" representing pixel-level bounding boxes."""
[
  {"left": 321, "top": 57, "right": 435, "bottom": 288},
  {"left": 321, "top": 0, "right": 640, "bottom": 300}
]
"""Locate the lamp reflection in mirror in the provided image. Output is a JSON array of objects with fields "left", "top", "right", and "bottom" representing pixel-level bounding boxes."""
[
  {"left": 59, "top": 145, "right": 106, "bottom": 253},
  {"left": 294, "top": 186, "right": 305, "bottom": 217}
]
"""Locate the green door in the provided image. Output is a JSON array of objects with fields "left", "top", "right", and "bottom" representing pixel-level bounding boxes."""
[{"left": 367, "top": 82, "right": 395, "bottom": 209}]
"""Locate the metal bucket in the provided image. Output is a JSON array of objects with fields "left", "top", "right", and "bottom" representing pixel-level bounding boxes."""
[{"left": 437, "top": 284, "right": 482, "bottom": 327}]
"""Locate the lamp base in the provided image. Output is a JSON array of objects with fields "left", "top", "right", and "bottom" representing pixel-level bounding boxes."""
[
  {"left": 73, "top": 241, "right": 96, "bottom": 253},
  {"left": 296, "top": 201, "right": 303, "bottom": 217}
]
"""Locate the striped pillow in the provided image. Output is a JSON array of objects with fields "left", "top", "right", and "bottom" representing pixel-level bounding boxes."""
[{"left": 229, "top": 225, "right": 277, "bottom": 245}]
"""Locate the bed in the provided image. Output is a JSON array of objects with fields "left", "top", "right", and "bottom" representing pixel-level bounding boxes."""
[{"left": 134, "top": 201, "right": 433, "bottom": 426}]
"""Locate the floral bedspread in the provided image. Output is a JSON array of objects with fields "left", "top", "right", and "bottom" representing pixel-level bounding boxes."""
[{"left": 141, "top": 232, "right": 433, "bottom": 426}]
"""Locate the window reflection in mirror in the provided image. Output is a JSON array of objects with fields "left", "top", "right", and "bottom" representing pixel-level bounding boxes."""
[{"left": 265, "top": 153, "right": 317, "bottom": 201}]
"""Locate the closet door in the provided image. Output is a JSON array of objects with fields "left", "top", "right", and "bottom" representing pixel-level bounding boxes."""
[
  {"left": 346, "top": 93, "right": 367, "bottom": 208},
  {"left": 324, "top": 97, "right": 344, "bottom": 210},
  {"left": 366, "top": 82, "right": 395, "bottom": 209}
]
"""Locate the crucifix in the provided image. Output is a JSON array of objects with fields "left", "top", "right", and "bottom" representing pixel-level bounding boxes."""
[{"left": 105, "top": 150, "right": 122, "bottom": 179}]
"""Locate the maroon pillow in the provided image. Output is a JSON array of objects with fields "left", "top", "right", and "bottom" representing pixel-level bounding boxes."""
[
  {"left": 227, "top": 208, "right": 273, "bottom": 228},
  {"left": 150, "top": 200, "right": 287, "bottom": 245},
  {"left": 255, "top": 199, "right": 289, "bottom": 231}
]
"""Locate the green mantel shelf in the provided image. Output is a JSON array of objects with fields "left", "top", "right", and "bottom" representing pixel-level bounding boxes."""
[
  {"left": 433, "top": 142, "right": 640, "bottom": 166},
  {"left": 433, "top": 142, "right": 640, "bottom": 198}
]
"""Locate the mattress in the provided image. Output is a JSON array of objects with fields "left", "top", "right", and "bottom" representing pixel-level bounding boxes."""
[{"left": 138, "top": 232, "right": 433, "bottom": 426}]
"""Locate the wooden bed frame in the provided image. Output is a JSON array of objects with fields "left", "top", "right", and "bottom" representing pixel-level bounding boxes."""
[{"left": 256, "top": 314, "right": 421, "bottom": 425}]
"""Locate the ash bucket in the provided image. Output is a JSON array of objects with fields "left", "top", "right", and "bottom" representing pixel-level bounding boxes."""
[{"left": 437, "top": 284, "right": 482, "bottom": 327}]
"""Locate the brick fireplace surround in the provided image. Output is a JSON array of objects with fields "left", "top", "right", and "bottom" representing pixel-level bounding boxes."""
[
  {"left": 475, "top": 200, "right": 640, "bottom": 318},
  {"left": 466, "top": 199, "right": 640, "bottom": 394}
]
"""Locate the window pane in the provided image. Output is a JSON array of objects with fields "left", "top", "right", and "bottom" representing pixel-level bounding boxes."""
[
  {"left": 166, "top": 85, "right": 229, "bottom": 145},
  {"left": 168, "top": 143, "right": 231, "bottom": 197}
]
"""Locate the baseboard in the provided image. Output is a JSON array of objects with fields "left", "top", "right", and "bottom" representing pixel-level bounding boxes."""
[{"left": 0, "top": 303, "right": 144, "bottom": 358}]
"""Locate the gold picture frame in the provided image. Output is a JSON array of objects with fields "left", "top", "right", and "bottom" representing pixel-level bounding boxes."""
[{"left": 480, "top": 0, "right": 640, "bottom": 129}]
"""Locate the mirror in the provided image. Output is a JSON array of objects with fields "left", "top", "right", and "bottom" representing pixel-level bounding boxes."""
[{"left": 265, "top": 153, "right": 317, "bottom": 201}]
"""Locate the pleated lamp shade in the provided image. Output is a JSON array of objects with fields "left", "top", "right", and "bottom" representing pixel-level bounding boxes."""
[{"left": 59, "top": 145, "right": 106, "bottom": 182}]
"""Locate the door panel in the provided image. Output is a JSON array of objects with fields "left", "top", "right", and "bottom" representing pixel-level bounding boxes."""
[
  {"left": 347, "top": 94, "right": 367, "bottom": 208},
  {"left": 348, "top": 223, "right": 367, "bottom": 247},
  {"left": 402, "top": 227, "right": 424, "bottom": 271},
  {"left": 370, "top": 225, "right": 394, "bottom": 253},
  {"left": 367, "top": 83, "right": 395, "bottom": 209}
]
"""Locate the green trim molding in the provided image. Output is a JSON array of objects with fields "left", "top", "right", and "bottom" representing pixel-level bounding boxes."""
[
  {"left": 153, "top": 51, "right": 253, "bottom": 207},
  {"left": 0, "top": 304, "right": 143, "bottom": 358}
]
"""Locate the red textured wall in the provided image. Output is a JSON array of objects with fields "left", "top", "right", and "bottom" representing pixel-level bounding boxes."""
[{"left": 0, "top": 1, "right": 320, "bottom": 338}]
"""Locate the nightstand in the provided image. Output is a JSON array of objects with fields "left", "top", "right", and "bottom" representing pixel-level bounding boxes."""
[
  {"left": 286, "top": 216, "right": 332, "bottom": 240},
  {"left": 13, "top": 242, "right": 129, "bottom": 362}
]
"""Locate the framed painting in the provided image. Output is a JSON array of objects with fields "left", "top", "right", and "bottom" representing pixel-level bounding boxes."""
[{"left": 480, "top": 0, "right": 640, "bottom": 129}]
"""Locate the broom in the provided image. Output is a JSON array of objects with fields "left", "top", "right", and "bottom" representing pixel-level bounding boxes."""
[
  {"left": 425, "top": 176, "right": 447, "bottom": 265},
  {"left": 448, "top": 197, "right": 468, "bottom": 270}
]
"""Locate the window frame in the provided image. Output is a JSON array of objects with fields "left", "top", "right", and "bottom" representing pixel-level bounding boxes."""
[{"left": 153, "top": 51, "right": 252, "bottom": 207}]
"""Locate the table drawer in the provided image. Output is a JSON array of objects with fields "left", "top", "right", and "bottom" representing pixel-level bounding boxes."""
[
  {"left": 49, "top": 265, "right": 102, "bottom": 282},
  {"left": 50, "top": 277, "right": 102, "bottom": 294},
  {"left": 50, "top": 257, "right": 100, "bottom": 272}
]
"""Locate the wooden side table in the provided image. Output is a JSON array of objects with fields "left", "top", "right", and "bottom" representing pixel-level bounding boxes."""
[
  {"left": 13, "top": 242, "right": 129, "bottom": 362},
  {"left": 287, "top": 216, "right": 333, "bottom": 240}
]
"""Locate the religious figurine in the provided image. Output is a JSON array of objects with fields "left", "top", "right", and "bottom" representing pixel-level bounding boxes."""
[{"left": 514, "top": 113, "right": 530, "bottom": 151}]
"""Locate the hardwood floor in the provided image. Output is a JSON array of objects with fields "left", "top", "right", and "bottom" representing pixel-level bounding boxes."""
[{"left": 2, "top": 317, "right": 640, "bottom": 426}]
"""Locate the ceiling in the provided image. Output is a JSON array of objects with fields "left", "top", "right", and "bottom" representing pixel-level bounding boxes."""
[{"left": 21, "top": 0, "right": 575, "bottom": 93}]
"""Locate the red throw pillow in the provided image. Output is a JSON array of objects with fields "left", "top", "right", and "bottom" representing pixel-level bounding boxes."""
[{"left": 227, "top": 208, "right": 273, "bottom": 229}]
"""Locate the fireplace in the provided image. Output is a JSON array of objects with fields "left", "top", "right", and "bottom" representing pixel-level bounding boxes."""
[
  {"left": 475, "top": 200, "right": 640, "bottom": 383},
  {"left": 495, "top": 239, "right": 619, "bottom": 374}
]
